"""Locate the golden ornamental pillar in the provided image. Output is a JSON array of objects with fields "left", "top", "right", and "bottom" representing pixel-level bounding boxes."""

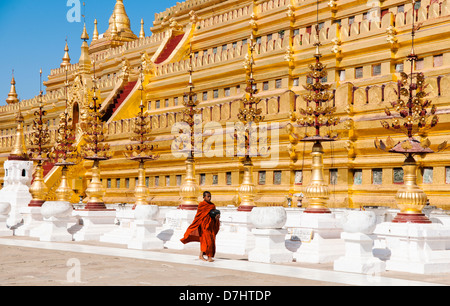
[
  {"left": 29, "top": 160, "right": 48, "bottom": 207},
  {"left": 392, "top": 154, "right": 429, "bottom": 223},
  {"left": 375, "top": 3, "right": 447, "bottom": 223},
  {"left": 28, "top": 73, "right": 51, "bottom": 207},
  {"left": 179, "top": 155, "right": 201, "bottom": 210},
  {"left": 290, "top": 26, "right": 339, "bottom": 214},
  {"left": 237, "top": 156, "right": 257, "bottom": 212},
  {"left": 304, "top": 141, "right": 331, "bottom": 214},
  {"left": 236, "top": 32, "right": 264, "bottom": 212},
  {"left": 80, "top": 67, "right": 113, "bottom": 210},
  {"left": 179, "top": 46, "right": 201, "bottom": 210},
  {"left": 124, "top": 67, "right": 159, "bottom": 207},
  {"left": 55, "top": 165, "right": 76, "bottom": 202}
]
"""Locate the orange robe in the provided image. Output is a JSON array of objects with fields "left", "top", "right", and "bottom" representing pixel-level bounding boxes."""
[{"left": 180, "top": 201, "right": 220, "bottom": 257}]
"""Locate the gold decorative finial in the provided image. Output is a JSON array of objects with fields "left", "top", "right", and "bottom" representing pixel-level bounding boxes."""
[
  {"left": 6, "top": 70, "right": 19, "bottom": 105},
  {"left": 93, "top": 19, "right": 99, "bottom": 41},
  {"left": 111, "top": 12, "right": 118, "bottom": 37},
  {"left": 81, "top": 22, "right": 90, "bottom": 41},
  {"left": 60, "top": 39, "right": 71, "bottom": 68},
  {"left": 140, "top": 18, "right": 145, "bottom": 39},
  {"left": 9, "top": 105, "right": 28, "bottom": 161}
]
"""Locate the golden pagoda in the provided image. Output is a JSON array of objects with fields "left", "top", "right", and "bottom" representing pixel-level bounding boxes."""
[{"left": 1, "top": 0, "right": 450, "bottom": 211}]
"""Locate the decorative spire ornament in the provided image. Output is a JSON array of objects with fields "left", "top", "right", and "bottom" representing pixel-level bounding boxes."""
[
  {"left": 288, "top": 0, "right": 339, "bottom": 214},
  {"left": 236, "top": 31, "right": 264, "bottom": 212},
  {"left": 177, "top": 44, "right": 202, "bottom": 210},
  {"left": 80, "top": 64, "right": 113, "bottom": 210},
  {"left": 140, "top": 18, "right": 145, "bottom": 39},
  {"left": 9, "top": 106, "right": 28, "bottom": 161},
  {"left": 28, "top": 69, "right": 51, "bottom": 207},
  {"left": 124, "top": 67, "right": 159, "bottom": 206},
  {"left": 93, "top": 19, "right": 99, "bottom": 41},
  {"left": 48, "top": 67, "right": 81, "bottom": 203},
  {"left": 60, "top": 39, "right": 71, "bottom": 68},
  {"left": 6, "top": 70, "right": 19, "bottom": 105},
  {"left": 375, "top": 0, "right": 447, "bottom": 223}
]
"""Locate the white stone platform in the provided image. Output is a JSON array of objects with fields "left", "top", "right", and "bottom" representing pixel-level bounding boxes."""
[
  {"left": 291, "top": 212, "right": 344, "bottom": 264},
  {"left": 100, "top": 208, "right": 136, "bottom": 245},
  {"left": 375, "top": 221, "right": 450, "bottom": 274},
  {"left": 14, "top": 207, "right": 43, "bottom": 237},
  {"left": 72, "top": 210, "right": 117, "bottom": 241},
  {"left": 158, "top": 209, "right": 198, "bottom": 250},
  {"left": 215, "top": 208, "right": 255, "bottom": 256},
  {"left": 334, "top": 232, "right": 386, "bottom": 274}
]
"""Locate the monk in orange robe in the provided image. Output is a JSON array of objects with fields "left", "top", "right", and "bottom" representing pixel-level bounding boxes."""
[{"left": 180, "top": 191, "right": 220, "bottom": 262}]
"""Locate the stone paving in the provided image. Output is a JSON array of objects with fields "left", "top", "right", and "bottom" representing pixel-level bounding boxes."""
[{"left": 0, "top": 236, "right": 449, "bottom": 287}]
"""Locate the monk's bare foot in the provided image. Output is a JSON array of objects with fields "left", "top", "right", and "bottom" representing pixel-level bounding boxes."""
[
  {"left": 207, "top": 257, "right": 214, "bottom": 262},
  {"left": 199, "top": 252, "right": 207, "bottom": 261}
]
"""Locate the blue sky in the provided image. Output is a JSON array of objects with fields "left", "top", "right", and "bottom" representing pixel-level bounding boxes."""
[{"left": 0, "top": 0, "right": 178, "bottom": 106}]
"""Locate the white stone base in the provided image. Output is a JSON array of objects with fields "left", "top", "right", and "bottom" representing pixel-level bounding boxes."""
[
  {"left": 159, "top": 209, "right": 197, "bottom": 250},
  {"left": 128, "top": 220, "right": 164, "bottom": 250},
  {"left": 292, "top": 212, "right": 344, "bottom": 264},
  {"left": 215, "top": 210, "right": 255, "bottom": 256},
  {"left": 100, "top": 209, "right": 136, "bottom": 245},
  {"left": 333, "top": 232, "right": 386, "bottom": 274},
  {"left": 14, "top": 207, "right": 43, "bottom": 237},
  {"left": 1, "top": 160, "right": 33, "bottom": 229},
  {"left": 248, "top": 229, "right": 293, "bottom": 263},
  {"left": 375, "top": 222, "right": 450, "bottom": 274},
  {"left": 0, "top": 216, "right": 12, "bottom": 237},
  {"left": 39, "top": 217, "right": 73, "bottom": 242},
  {"left": 72, "top": 210, "right": 117, "bottom": 241}
]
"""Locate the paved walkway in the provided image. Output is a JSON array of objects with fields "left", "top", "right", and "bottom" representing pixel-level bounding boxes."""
[{"left": 0, "top": 236, "right": 449, "bottom": 287}]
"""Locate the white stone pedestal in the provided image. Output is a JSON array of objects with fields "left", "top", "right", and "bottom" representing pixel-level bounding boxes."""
[
  {"left": 128, "top": 205, "right": 164, "bottom": 250},
  {"left": 375, "top": 222, "right": 450, "bottom": 274},
  {"left": 249, "top": 229, "right": 293, "bottom": 263},
  {"left": 0, "top": 203, "right": 12, "bottom": 237},
  {"left": 100, "top": 208, "right": 136, "bottom": 245},
  {"left": 159, "top": 209, "right": 198, "bottom": 250},
  {"left": 334, "top": 232, "right": 386, "bottom": 274},
  {"left": 15, "top": 207, "right": 43, "bottom": 237},
  {"left": 128, "top": 220, "right": 164, "bottom": 250},
  {"left": 292, "top": 212, "right": 344, "bottom": 264},
  {"left": 39, "top": 217, "right": 73, "bottom": 242},
  {"left": 72, "top": 210, "right": 117, "bottom": 241},
  {"left": 38, "top": 201, "right": 74, "bottom": 242},
  {"left": 216, "top": 209, "right": 255, "bottom": 256},
  {"left": 0, "top": 160, "right": 33, "bottom": 229}
]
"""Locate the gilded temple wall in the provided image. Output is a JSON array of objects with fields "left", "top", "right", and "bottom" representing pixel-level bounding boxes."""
[{"left": 1, "top": 0, "right": 450, "bottom": 209}]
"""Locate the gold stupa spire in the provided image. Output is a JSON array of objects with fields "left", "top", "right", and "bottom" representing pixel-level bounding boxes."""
[
  {"left": 6, "top": 70, "right": 19, "bottom": 105},
  {"left": 10, "top": 105, "right": 28, "bottom": 160},
  {"left": 60, "top": 39, "right": 71, "bottom": 68},
  {"left": 81, "top": 22, "right": 90, "bottom": 41},
  {"left": 111, "top": 13, "right": 118, "bottom": 37},
  {"left": 139, "top": 18, "right": 145, "bottom": 39},
  {"left": 79, "top": 23, "right": 92, "bottom": 72},
  {"left": 105, "top": 0, "right": 136, "bottom": 39},
  {"left": 93, "top": 19, "right": 99, "bottom": 41}
]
